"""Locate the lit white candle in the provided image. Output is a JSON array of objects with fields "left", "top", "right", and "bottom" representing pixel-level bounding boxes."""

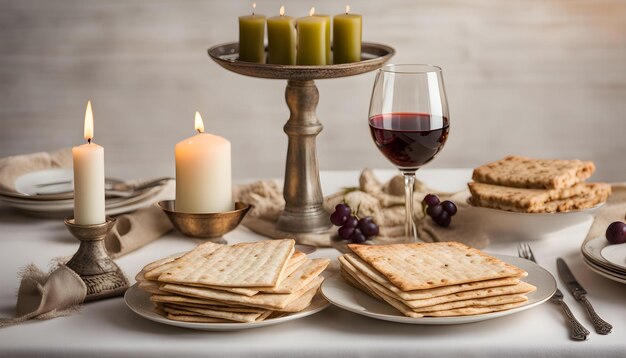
[
  {"left": 175, "top": 112, "right": 233, "bottom": 213},
  {"left": 72, "top": 101, "right": 106, "bottom": 225}
]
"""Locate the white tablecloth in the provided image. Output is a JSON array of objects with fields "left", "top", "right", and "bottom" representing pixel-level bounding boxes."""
[{"left": 0, "top": 169, "right": 625, "bottom": 358}]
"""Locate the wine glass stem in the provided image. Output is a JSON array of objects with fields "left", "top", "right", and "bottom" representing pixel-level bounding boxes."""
[{"left": 402, "top": 171, "right": 417, "bottom": 242}]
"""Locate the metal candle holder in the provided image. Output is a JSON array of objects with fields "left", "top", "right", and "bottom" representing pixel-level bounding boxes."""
[
  {"left": 65, "top": 217, "right": 129, "bottom": 301},
  {"left": 208, "top": 42, "right": 395, "bottom": 234}
]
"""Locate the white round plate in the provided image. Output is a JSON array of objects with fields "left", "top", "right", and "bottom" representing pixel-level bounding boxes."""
[
  {"left": 600, "top": 243, "right": 626, "bottom": 270},
  {"left": 321, "top": 254, "right": 556, "bottom": 325},
  {"left": 14, "top": 168, "right": 74, "bottom": 196},
  {"left": 582, "top": 256, "right": 626, "bottom": 284},
  {"left": 124, "top": 284, "right": 329, "bottom": 331},
  {"left": 462, "top": 192, "right": 602, "bottom": 240},
  {"left": 582, "top": 237, "right": 626, "bottom": 273}
]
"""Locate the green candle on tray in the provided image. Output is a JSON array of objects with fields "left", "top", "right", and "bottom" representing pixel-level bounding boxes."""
[
  {"left": 267, "top": 6, "right": 296, "bottom": 65},
  {"left": 333, "top": 5, "right": 362, "bottom": 64},
  {"left": 239, "top": 3, "right": 266, "bottom": 63},
  {"left": 313, "top": 13, "right": 331, "bottom": 65},
  {"left": 296, "top": 7, "right": 327, "bottom": 65}
]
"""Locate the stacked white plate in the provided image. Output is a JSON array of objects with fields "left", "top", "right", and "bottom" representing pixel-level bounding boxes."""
[
  {"left": 581, "top": 237, "right": 626, "bottom": 284},
  {"left": 0, "top": 169, "right": 171, "bottom": 217}
]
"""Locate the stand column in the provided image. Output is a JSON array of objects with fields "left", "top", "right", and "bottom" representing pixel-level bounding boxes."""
[{"left": 276, "top": 79, "right": 331, "bottom": 233}]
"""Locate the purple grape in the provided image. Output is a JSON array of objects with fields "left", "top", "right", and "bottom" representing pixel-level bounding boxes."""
[
  {"left": 423, "top": 194, "right": 440, "bottom": 207},
  {"left": 350, "top": 228, "right": 367, "bottom": 244},
  {"left": 361, "top": 222, "right": 379, "bottom": 237},
  {"left": 441, "top": 200, "right": 457, "bottom": 216},
  {"left": 335, "top": 204, "right": 352, "bottom": 218},
  {"left": 330, "top": 211, "right": 347, "bottom": 226},
  {"left": 426, "top": 204, "right": 443, "bottom": 218},
  {"left": 357, "top": 217, "right": 371, "bottom": 231},
  {"left": 365, "top": 236, "right": 374, "bottom": 241},
  {"left": 338, "top": 225, "right": 355, "bottom": 240},
  {"left": 343, "top": 216, "right": 358, "bottom": 229},
  {"left": 606, "top": 221, "right": 626, "bottom": 244},
  {"left": 433, "top": 211, "right": 451, "bottom": 227}
]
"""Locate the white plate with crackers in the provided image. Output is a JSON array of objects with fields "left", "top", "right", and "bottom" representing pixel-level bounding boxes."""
[
  {"left": 322, "top": 252, "right": 556, "bottom": 325},
  {"left": 124, "top": 284, "right": 329, "bottom": 331}
]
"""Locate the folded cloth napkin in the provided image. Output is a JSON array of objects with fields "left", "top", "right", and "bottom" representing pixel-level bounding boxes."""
[
  {"left": 0, "top": 148, "right": 72, "bottom": 192},
  {"left": 584, "top": 183, "right": 626, "bottom": 242},
  {"left": 105, "top": 204, "right": 173, "bottom": 258},
  {"left": 235, "top": 169, "right": 489, "bottom": 248}
]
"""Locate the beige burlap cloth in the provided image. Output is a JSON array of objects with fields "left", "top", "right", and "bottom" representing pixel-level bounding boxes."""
[
  {"left": 235, "top": 169, "right": 490, "bottom": 249},
  {"left": 0, "top": 150, "right": 173, "bottom": 328},
  {"left": 584, "top": 184, "right": 626, "bottom": 243}
]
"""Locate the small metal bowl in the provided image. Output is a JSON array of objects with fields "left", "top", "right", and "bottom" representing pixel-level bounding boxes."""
[{"left": 158, "top": 201, "right": 252, "bottom": 239}]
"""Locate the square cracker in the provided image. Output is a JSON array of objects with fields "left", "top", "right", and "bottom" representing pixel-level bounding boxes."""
[
  {"left": 342, "top": 253, "right": 522, "bottom": 300},
  {"left": 339, "top": 254, "right": 535, "bottom": 309},
  {"left": 348, "top": 242, "right": 526, "bottom": 291},
  {"left": 160, "top": 275, "right": 323, "bottom": 311},
  {"left": 341, "top": 264, "right": 528, "bottom": 318},
  {"left": 472, "top": 156, "right": 595, "bottom": 189},
  {"left": 158, "top": 239, "right": 295, "bottom": 288},
  {"left": 468, "top": 182, "right": 610, "bottom": 213}
]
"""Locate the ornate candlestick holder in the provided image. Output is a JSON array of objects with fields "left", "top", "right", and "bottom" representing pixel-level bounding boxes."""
[
  {"left": 158, "top": 201, "right": 252, "bottom": 244},
  {"left": 64, "top": 217, "right": 129, "bottom": 301},
  {"left": 208, "top": 42, "right": 394, "bottom": 234}
]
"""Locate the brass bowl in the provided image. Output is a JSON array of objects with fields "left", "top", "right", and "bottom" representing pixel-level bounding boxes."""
[
  {"left": 158, "top": 201, "right": 253, "bottom": 239},
  {"left": 208, "top": 42, "right": 395, "bottom": 81}
]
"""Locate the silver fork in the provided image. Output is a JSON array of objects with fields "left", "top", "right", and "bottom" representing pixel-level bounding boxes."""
[{"left": 517, "top": 242, "right": 590, "bottom": 341}]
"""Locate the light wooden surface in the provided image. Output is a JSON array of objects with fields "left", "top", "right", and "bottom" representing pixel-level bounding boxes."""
[{"left": 1, "top": 0, "right": 625, "bottom": 181}]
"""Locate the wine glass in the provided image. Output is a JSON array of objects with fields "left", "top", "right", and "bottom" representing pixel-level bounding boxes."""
[{"left": 368, "top": 64, "right": 450, "bottom": 242}]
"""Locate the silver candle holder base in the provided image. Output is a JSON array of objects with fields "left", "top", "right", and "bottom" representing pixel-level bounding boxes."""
[{"left": 65, "top": 217, "right": 129, "bottom": 302}]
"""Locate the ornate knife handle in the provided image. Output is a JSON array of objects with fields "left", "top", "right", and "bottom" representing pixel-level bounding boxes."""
[
  {"left": 555, "top": 299, "right": 590, "bottom": 341},
  {"left": 577, "top": 295, "right": 613, "bottom": 335}
]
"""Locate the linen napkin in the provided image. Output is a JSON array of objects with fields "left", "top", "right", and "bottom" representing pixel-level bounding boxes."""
[
  {"left": 235, "top": 169, "right": 489, "bottom": 248},
  {"left": 105, "top": 204, "right": 173, "bottom": 258},
  {"left": 0, "top": 148, "right": 73, "bottom": 192},
  {"left": 584, "top": 183, "right": 626, "bottom": 242}
]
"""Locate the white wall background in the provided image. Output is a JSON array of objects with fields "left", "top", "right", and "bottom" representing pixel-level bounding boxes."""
[{"left": 1, "top": 0, "right": 625, "bottom": 181}]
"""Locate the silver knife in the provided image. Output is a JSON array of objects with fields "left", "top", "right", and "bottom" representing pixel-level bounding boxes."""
[{"left": 557, "top": 258, "right": 613, "bottom": 335}]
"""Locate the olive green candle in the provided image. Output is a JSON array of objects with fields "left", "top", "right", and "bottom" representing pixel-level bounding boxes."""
[
  {"left": 267, "top": 6, "right": 296, "bottom": 65},
  {"left": 296, "top": 8, "right": 327, "bottom": 65},
  {"left": 314, "top": 14, "right": 331, "bottom": 65},
  {"left": 239, "top": 4, "right": 266, "bottom": 63},
  {"left": 333, "top": 6, "right": 362, "bottom": 64}
]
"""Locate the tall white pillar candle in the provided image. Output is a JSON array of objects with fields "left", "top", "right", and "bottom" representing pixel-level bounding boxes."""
[
  {"left": 72, "top": 101, "right": 106, "bottom": 225},
  {"left": 175, "top": 112, "right": 233, "bottom": 213}
]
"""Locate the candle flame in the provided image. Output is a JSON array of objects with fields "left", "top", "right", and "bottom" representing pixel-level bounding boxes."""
[
  {"left": 345, "top": 5, "right": 350, "bottom": 14},
  {"left": 252, "top": 2, "right": 256, "bottom": 14},
  {"left": 309, "top": 7, "right": 315, "bottom": 16},
  {"left": 194, "top": 111, "right": 205, "bottom": 133},
  {"left": 84, "top": 100, "right": 94, "bottom": 142},
  {"left": 279, "top": 5, "right": 285, "bottom": 16}
]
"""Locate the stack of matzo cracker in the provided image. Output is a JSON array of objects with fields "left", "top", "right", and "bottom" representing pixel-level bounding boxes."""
[
  {"left": 339, "top": 242, "right": 536, "bottom": 318},
  {"left": 135, "top": 239, "right": 329, "bottom": 323},
  {"left": 468, "top": 156, "right": 611, "bottom": 213}
]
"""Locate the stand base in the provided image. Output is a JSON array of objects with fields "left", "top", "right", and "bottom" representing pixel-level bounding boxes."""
[
  {"left": 277, "top": 207, "right": 331, "bottom": 234},
  {"left": 65, "top": 218, "right": 130, "bottom": 301}
]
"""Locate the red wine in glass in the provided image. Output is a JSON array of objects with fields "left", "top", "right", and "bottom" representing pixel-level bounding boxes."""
[{"left": 369, "top": 112, "right": 449, "bottom": 170}]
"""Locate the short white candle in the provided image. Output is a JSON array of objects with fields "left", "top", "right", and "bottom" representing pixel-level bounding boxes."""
[
  {"left": 72, "top": 101, "right": 106, "bottom": 225},
  {"left": 175, "top": 112, "right": 233, "bottom": 213}
]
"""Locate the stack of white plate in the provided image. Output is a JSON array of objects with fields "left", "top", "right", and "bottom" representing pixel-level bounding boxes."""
[
  {"left": 0, "top": 168, "right": 171, "bottom": 217},
  {"left": 581, "top": 237, "right": 626, "bottom": 284}
]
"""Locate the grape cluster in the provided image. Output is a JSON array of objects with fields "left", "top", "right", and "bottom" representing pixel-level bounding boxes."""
[
  {"left": 423, "top": 194, "right": 457, "bottom": 228},
  {"left": 330, "top": 203, "right": 379, "bottom": 243},
  {"left": 606, "top": 221, "right": 626, "bottom": 244}
]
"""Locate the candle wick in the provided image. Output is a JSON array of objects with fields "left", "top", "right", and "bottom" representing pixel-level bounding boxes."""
[{"left": 87, "top": 138, "right": 91, "bottom": 144}]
